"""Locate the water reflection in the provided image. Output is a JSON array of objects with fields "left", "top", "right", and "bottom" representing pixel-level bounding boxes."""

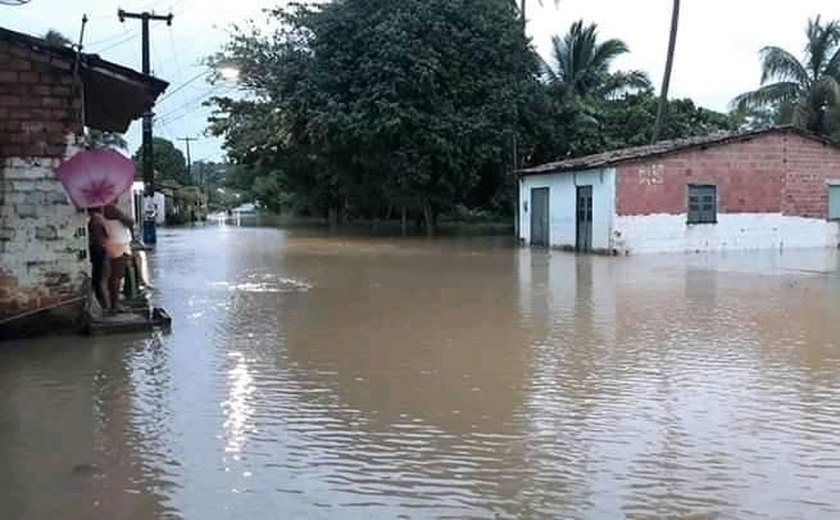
[
  {"left": 222, "top": 352, "right": 255, "bottom": 454},
  {"left": 3, "top": 228, "right": 840, "bottom": 517}
]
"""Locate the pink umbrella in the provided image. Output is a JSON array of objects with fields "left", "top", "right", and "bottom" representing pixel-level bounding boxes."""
[{"left": 54, "top": 149, "right": 135, "bottom": 209}]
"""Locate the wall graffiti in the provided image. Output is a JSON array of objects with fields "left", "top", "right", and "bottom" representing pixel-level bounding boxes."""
[{"left": 638, "top": 164, "right": 664, "bottom": 185}]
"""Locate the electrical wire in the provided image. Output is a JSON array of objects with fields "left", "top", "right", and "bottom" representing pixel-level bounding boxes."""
[
  {"left": 157, "top": 69, "right": 208, "bottom": 104},
  {"left": 95, "top": 31, "right": 141, "bottom": 54},
  {"left": 156, "top": 83, "right": 229, "bottom": 122}
]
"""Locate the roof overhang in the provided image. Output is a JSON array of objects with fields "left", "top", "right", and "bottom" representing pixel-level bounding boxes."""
[
  {"left": 0, "top": 27, "right": 168, "bottom": 133},
  {"left": 80, "top": 55, "right": 168, "bottom": 132}
]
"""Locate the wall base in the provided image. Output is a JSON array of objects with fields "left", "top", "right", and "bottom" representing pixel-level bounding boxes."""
[{"left": 614, "top": 213, "right": 840, "bottom": 254}]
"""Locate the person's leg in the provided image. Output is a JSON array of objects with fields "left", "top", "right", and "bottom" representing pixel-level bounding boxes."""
[
  {"left": 90, "top": 247, "right": 103, "bottom": 306},
  {"left": 100, "top": 254, "right": 112, "bottom": 310},
  {"left": 108, "top": 255, "right": 127, "bottom": 311},
  {"left": 135, "top": 250, "right": 153, "bottom": 288}
]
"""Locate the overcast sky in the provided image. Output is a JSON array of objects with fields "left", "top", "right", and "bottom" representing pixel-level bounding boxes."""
[{"left": 5, "top": 0, "right": 840, "bottom": 162}]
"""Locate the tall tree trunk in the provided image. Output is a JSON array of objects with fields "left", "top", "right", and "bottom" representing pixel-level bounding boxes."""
[
  {"left": 652, "top": 0, "right": 680, "bottom": 144},
  {"left": 422, "top": 200, "right": 434, "bottom": 237}
]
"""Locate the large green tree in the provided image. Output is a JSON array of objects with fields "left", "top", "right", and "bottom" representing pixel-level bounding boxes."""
[
  {"left": 133, "top": 137, "right": 189, "bottom": 186},
  {"left": 210, "top": 0, "right": 538, "bottom": 234},
  {"left": 733, "top": 16, "right": 840, "bottom": 137}
]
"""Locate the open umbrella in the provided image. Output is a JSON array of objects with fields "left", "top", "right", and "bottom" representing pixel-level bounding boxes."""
[{"left": 54, "top": 149, "right": 136, "bottom": 209}]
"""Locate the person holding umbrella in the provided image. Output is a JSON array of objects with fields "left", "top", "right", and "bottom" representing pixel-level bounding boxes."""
[{"left": 54, "top": 148, "right": 138, "bottom": 312}]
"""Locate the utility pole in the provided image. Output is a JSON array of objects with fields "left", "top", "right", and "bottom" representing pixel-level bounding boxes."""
[
  {"left": 178, "top": 136, "right": 201, "bottom": 218},
  {"left": 177, "top": 136, "right": 197, "bottom": 181},
  {"left": 119, "top": 8, "right": 173, "bottom": 244}
]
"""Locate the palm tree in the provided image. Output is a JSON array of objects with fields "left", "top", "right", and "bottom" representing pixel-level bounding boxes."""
[
  {"left": 652, "top": 0, "right": 680, "bottom": 143},
  {"left": 546, "top": 20, "right": 650, "bottom": 104},
  {"left": 514, "top": 0, "right": 559, "bottom": 26},
  {"left": 732, "top": 16, "right": 840, "bottom": 136}
]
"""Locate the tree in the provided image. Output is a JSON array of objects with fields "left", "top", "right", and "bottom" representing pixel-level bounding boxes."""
[
  {"left": 191, "top": 160, "right": 227, "bottom": 186},
  {"left": 542, "top": 20, "right": 650, "bottom": 157},
  {"left": 132, "top": 137, "right": 189, "bottom": 185},
  {"left": 210, "top": 0, "right": 539, "bottom": 234},
  {"left": 85, "top": 129, "right": 127, "bottom": 150},
  {"left": 546, "top": 20, "right": 649, "bottom": 102},
  {"left": 732, "top": 16, "right": 840, "bottom": 137},
  {"left": 43, "top": 29, "right": 71, "bottom": 47},
  {"left": 652, "top": 0, "right": 681, "bottom": 143},
  {"left": 512, "top": 0, "right": 559, "bottom": 26},
  {"left": 599, "top": 89, "right": 738, "bottom": 150}
]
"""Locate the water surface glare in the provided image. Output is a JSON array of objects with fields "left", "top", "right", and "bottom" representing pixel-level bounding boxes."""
[{"left": 3, "top": 226, "right": 840, "bottom": 518}]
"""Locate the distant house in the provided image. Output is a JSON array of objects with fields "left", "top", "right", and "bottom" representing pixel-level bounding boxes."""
[
  {"left": 518, "top": 126, "right": 840, "bottom": 254},
  {"left": 0, "top": 27, "right": 167, "bottom": 337}
]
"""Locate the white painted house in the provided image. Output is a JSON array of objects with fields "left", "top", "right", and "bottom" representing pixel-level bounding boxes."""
[{"left": 518, "top": 127, "right": 840, "bottom": 254}]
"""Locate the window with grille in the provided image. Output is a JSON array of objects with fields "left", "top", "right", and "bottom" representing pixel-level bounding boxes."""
[{"left": 687, "top": 185, "right": 717, "bottom": 224}]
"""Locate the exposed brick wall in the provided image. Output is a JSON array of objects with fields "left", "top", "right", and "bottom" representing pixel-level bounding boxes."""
[
  {"left": 616, "top": 134, "right": 787, "bottom": 216},
  {"left": 781, "top": 133, "right": 840, "bottom": 218},
  {"left": 0, "top": 38, "right": 82, "bottom": 159},
  {"left": 0, "top": 38, "right": 88, "bottom": 326}
]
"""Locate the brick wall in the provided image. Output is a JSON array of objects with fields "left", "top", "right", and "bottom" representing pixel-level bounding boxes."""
[
  {"left": 0, "top": 37, "right": 88, "bottom": 327},
  {"left": 616, "top": 134, "right": 787, "bottom": 216},
  {"left": 781, "top": 133, "right": 840, "bottom": 218}
]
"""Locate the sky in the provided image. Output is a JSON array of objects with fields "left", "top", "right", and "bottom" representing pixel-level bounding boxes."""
[{"left": 4, "top": 0, "right": 840, "bottom": 162}]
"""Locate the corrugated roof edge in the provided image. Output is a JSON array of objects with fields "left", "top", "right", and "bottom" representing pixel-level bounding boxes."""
[{"left": 517, "top": 125, "right": 840, "bottom": 177}]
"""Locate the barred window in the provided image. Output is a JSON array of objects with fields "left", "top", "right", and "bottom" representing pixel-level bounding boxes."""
[{"left": 688, "top": 185, "right": 716, "bottom": 224}]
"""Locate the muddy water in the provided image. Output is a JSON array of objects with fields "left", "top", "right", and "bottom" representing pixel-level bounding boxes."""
[{"left": 3, "top": 226, "right": 840, "bottom": 518}]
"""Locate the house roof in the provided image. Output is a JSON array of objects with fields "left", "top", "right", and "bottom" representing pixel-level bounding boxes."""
[
  {"left": 0, "top": 27, "right": 168, "bottom": 133},
  {"left": 517, "top": 126, "right": 840, "bottom": 176}
]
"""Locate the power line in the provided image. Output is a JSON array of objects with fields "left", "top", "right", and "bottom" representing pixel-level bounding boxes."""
[
  {"left": 156, "top": 83, "right": 230, "bottom": 124},
  {"left": 157, "top": 69, "right": 207, "bottom": 104},
  {"left": 94, "top": 31, "right": 141, "bottom": 53}
]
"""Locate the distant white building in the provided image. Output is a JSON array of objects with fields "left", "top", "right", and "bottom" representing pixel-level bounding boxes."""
[{"left": 127, "top": 181, "right": 165, "bottom": 226}]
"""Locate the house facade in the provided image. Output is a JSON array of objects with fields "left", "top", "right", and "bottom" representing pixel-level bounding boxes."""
[
  {"left": 518, "top": 127, "right": 840, "bottom": 254},
  {"left": 0, "top": 27, "right": 166, "bottom": 337}
]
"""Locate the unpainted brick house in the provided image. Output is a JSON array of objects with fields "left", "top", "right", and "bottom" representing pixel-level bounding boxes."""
[
  {"left": 518, "top": 126, "right": 840, "bottom": 254},
  {"left": 0, "top": 27, "right": 166, "bottom": 337}
]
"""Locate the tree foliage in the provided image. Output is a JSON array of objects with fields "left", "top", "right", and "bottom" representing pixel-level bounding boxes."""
[
  {"left": 209, "top": 3, "right": 739, "bottom": 229},
  {"left": 733, "top": 16, "right": 840, "bottom": 137},
  {"left": 210, "top": 0, "right": 538, "bottom": 233},
  {"left": 133, "top": 137, "right": 189, "bottom": 186}
]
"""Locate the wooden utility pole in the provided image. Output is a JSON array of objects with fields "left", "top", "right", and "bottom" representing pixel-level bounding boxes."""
[
  {"left": 119, "top": 8, "right": 173, "bottom": 244},
  {"left": 177, "top": 136, "right": 197, "bottom": 181}
]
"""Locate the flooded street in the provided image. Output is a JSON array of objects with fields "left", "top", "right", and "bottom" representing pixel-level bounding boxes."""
[{"left": 4, "top": 226, "right": 840, "bottom": 518}]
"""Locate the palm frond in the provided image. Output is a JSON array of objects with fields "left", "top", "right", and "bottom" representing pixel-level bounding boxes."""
[
  {"left": 599, "top": 70, "right": 651, "bottom": 98},
  {"left": 805, "top": 16, "right": 840, "bottom": 77},
  {"left": 591, "top": 38, "right": 629, "bottom": 74},
  {"left": 759, "top": 46, "right": 809, "bottom": 85},
  {"left": 731, "top": 82, "right": 801, "bottom": 111},
  {"left": 823, "top": 45, "right": 840, "bottom": 79}
]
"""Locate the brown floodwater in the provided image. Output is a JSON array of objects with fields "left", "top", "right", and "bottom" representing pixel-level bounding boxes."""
[{"left": 3, "top": 225, "right": 840, "bottom": 518}]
